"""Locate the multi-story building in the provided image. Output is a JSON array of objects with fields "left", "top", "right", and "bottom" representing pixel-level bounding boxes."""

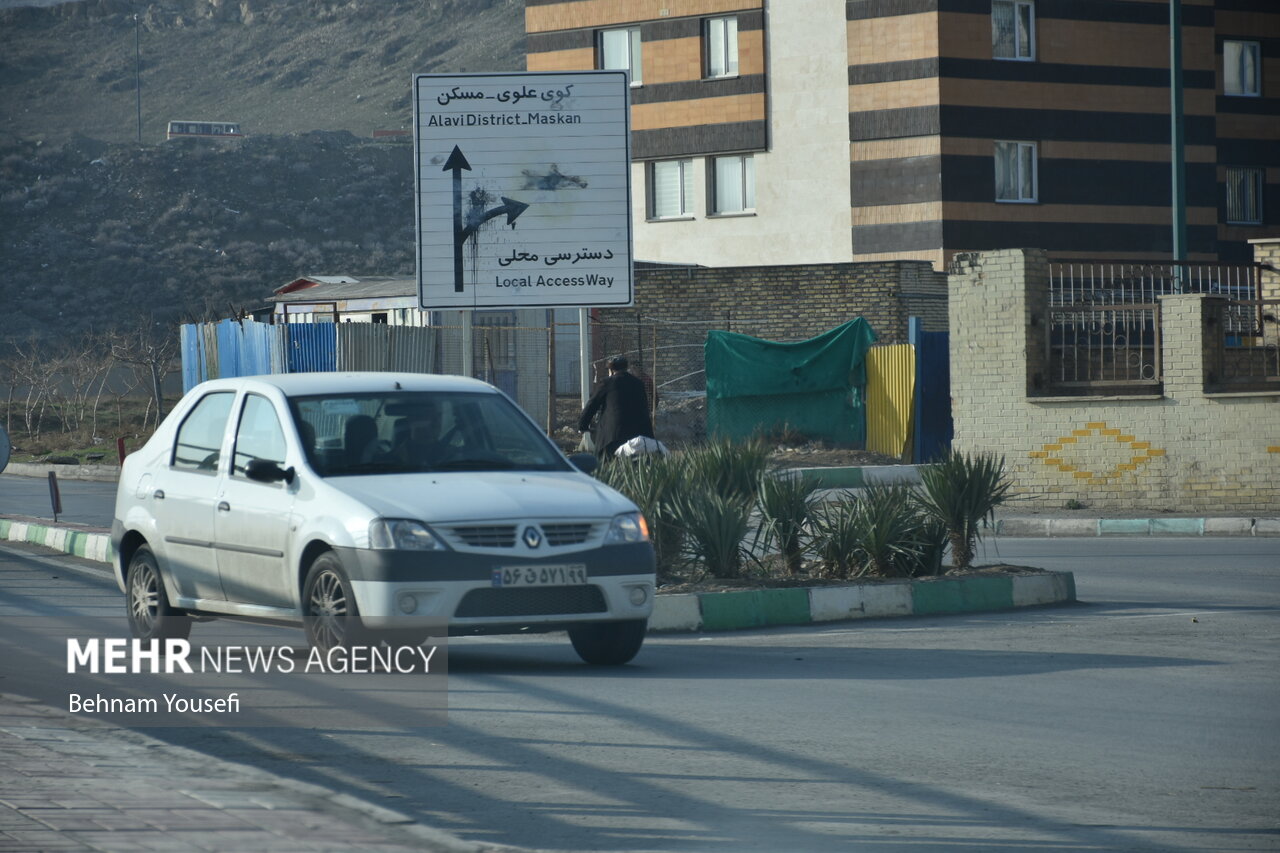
[{"left": 525, "top": 0, "right": 1277, "bottom": 269}]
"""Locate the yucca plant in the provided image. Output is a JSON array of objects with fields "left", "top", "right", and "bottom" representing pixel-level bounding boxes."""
[
  {"left": 683, "top": 437, "right": 772, "bottom": 505},
  {"left": 596, "top": 455, "right": 686, "bottom": 577},
  {"left": 904, "top": 506, "right": 949, "bottom": 577},
  {"left": 755, "top": 472, "right": 817, "bottom": 575},
  {"left": 809, "top": 500, "right": 863, "bottom": 579},
  {"left": 674, "top": 490, "right": 756, "bottom": 579},
  {"left": 914, "top": 450, "right": 1012, "bottom": 570}
]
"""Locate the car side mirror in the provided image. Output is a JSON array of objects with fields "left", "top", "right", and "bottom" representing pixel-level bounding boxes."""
[
  {"left": 568, "top": 452, "right": 597, "bottom": 475},
  {"left": 246, "top": 458, "right": 295, "bottom": 484}
]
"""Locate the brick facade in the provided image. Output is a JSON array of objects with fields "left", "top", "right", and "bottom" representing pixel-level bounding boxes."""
[{"left": 950, "top": 248, "right": 1280, "bottom": 512}]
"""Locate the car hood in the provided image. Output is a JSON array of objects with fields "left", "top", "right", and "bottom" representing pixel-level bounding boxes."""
[{"left": 330, "top": 470, "right": 635, "bottom": 522}]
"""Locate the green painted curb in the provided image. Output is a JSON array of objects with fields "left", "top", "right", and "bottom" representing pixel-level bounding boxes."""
[
  {"left": 698, "top": 588, "right": 812, "bottom": 631},
  {"left": 912, "top": 575, "right": 1014, "bottom": 615},
  {"left": 1152, "top": 518, "right": 1205, "bottom": 536},
  {"left": 1098, "top": 519, "right": 1152, "bottom": 535}
]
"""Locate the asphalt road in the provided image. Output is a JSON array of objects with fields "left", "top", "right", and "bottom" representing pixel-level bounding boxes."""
[
  {"left": 0, "top": 472, "right": 116, "bottom": 528},
  {"left": 1, "top": 537, "right": 1276, "bottom": 852}
]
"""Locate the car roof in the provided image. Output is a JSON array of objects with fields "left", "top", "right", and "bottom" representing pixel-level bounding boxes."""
[{"left": 192, "top": 372, "right": 499, "bottom": 398}]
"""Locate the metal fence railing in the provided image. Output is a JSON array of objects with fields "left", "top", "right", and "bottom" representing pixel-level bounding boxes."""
[
  {"left": 1047, "top": 261, "right": 1266, "bottom": 392},
  {"left": 1214, "top": 298, "right": 1280, "bottom": 391}
]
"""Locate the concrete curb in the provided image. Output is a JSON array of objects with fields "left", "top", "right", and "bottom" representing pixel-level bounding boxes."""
[
  {"left": 0, "top": 518, "right": 114, "bottom": 563},
  {"left": 649, "top": 570, "right": 1077, "bottom": 633},
  {"left": 2, "top": 516, "right": 1075, "bottom": 634},
  {"left": 2, "top": 461, "right": 121, "bottom": 482},
  {"left": 993, "top": 516, "right": 1280, "bottom": 537}
]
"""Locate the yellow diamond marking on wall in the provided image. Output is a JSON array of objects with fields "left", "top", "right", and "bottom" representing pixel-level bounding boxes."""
[{"left": 1033, "top": 421, "right": 1166, "bottom": 483}]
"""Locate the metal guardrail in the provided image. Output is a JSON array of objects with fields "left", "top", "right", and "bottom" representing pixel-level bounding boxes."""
[{"left": 1048, "top": 261, "right": 1266, "bottom": 392}]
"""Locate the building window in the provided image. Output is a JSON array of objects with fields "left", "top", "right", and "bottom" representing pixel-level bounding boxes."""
[
  {"left": 1223, "top": 40, "right": 1260, "bottom": 96},
  {"left": 1226, "top": 167, "right": 1263, "bottom": 225},
  {"left": 711, "top": 154, "right": 755, "bottom": 214},
  {"left": 599, "top": 27, "right": 642, "bottom": 86},
  {"left": 992, "top": 0, "right": 1035, "bottom": 61},
  {"left": 995, "top": 141, "right": 1037, "bottom": 202},
  {"left": 705, "top": 16, "right": 739, "bottom": 79},
  {"left": 649, "top": 159, "right": 694, "bottom": 219}
]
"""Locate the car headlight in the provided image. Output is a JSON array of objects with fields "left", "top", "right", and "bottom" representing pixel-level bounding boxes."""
[
  {"left": 605, "top": 512, "right": 649, "bottom": 544},
  {"left": 369, "top": 519, "right": 447, "bottom": 551}
]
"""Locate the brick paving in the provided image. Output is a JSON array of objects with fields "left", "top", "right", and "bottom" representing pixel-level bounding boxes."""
[{"left": 0, "top": 693, "right": 513, "bottom": 853}]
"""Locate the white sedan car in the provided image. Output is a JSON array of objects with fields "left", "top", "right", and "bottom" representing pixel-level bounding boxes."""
[{"left": 111, "top": 373, "right": 656, "bottom": 665}]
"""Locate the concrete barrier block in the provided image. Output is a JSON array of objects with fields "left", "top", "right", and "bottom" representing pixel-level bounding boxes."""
[
  {"left": 1097, "top": 519, "right": 1152, "bottom": 536},
  {"left": 1151, "top": 518, "right": 1205, "bottom": 536},
  {"left": 1012, "top": 573, "right": 1076, "bottom": 607},
  {"left": 1254, "top": 518, "right": 1280, "bottom": 537},
  {"left": 995, "top": 518, "right": 1050, "bottom": 537},
  {"left": 1204, "top": 518, "right": 1253, "bottom": 536},
  {"left": 1048, "top": 519, "right": 1102, "bottom": 537},
  {"left": 808, "top": 582, "right": 911, "bottom": 622},
  {"left": 650, "top": 594, "right": 702, "bottom": 632}
]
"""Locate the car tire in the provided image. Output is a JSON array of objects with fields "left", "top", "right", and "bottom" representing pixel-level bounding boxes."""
[
  {"left": 125, "top": 545, "right": 192, "bottom": 641},
  {"left": 302, "top": 552, "right": 371, "bottom": 653},
  {"left": 568, "top": 619, "right": 647, "bottom": 665}
]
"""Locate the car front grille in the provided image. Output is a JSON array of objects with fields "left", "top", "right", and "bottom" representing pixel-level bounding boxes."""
[
  {"left": 442, "top": 521, "right": 600, "bottom": 550},
  {"left": 444, "top": 525, "right": 517, "bottom": 548},
  {"left": 453, "top": 585, "right": 608, "bottom": 618},
  {"left": 540, "top": 522, "right": 597, "bottom": 546}
]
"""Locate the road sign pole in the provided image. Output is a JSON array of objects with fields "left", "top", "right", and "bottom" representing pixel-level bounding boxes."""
[{"left": 579, "top": 308, "right": 592, "bottom": 406}]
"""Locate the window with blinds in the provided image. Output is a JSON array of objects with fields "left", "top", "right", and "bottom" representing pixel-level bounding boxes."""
[{"left": 649, "top": 159, "right": 694, "bottom": 219}]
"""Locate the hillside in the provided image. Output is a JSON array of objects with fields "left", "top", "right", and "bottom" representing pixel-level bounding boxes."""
[{"left": 0, "top": 0, "right": 526, "bottom": 345}]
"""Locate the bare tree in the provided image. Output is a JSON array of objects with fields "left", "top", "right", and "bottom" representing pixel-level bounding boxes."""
[{"left": 111, "top": 320, "right": 179, "bottom": 425}]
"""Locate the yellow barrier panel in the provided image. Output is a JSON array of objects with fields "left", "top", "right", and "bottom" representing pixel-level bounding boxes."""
[{"left": 866, "top": 344, "right": 915, "bottom": 460}]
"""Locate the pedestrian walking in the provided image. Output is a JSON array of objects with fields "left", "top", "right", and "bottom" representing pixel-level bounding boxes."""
[{"left": 577, "top": 356, "right": 655, "bottom": 459}]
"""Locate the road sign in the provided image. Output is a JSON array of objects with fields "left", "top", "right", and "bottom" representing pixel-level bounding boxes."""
[{"left": 413, "top": 71, "right": 633, "bottom": 310}]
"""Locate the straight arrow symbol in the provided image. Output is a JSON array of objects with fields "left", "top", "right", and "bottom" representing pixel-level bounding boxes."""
[{"left": 443, "top": 145, "right": 470, "bottom": 294}]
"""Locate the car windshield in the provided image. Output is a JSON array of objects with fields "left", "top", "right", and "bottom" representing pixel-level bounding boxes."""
[{"left": 289, "top": 390, "right": 570, "bottom": 477}]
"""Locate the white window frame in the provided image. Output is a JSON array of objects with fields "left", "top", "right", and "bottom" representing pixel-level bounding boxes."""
[
  {"left": 648, "top": 159, "right": 695, "bottom": 220},
  {"left": 994, "top": 140, "right": 1038, "bottom": 203},
  {"left": 710, "top": 154, "right": 756, "bottom": 215},
  {"left": 705, "top": 16, "right": 739, "bottom": 79},
  {"left": 992, "top": 0, "right": 1035, "bottom": 61},
  {"left": 1223, "top": 40, "right": 1261, "bottom": 97},
  {"left": 1225, "top": 166, "right": 1264, "bottom": 225},
  {"left": 599, "top": 27, "right": 642, "bottom": 86}
]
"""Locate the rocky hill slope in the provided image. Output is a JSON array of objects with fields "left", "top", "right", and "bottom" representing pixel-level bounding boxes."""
[{"left": 0, "top": 0, "right": 525, "bottom": 345}]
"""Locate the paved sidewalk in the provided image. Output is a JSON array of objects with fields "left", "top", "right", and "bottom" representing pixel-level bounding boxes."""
[{"left": 0, "top": 693, "right": 516, "bottom": 853}]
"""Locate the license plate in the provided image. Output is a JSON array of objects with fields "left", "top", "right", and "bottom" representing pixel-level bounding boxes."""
[{"left": 491, "top": 564, "right": 588, "bottom": 588}]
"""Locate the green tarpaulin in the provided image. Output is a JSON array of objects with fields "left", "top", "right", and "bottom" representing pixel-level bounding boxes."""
[{"left": 705, "top": 319, "right": 877, "bottom": 444}]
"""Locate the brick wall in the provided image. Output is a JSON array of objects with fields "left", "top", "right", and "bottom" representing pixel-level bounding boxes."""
[
  {"left": 950, "top": 248, "right": 1280, "bottom": 512},
  {"left": 591, "top": 260, "right": 947, "bottom": 392},
  {"left": 618, "top": 260, "right": 946, "bottom": 341}
]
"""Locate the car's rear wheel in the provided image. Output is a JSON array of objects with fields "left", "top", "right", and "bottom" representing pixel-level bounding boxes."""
[
  {"left": 125, "top": 545, "right": 192, "bottom": 641},
  {"left": 568, "top": 619, "right": 647, "bottom": 665},
  {"left": 303, "top": 552, "right": 370, "bottom": 652}
]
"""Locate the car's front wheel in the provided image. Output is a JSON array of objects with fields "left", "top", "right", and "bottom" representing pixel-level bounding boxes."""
[
  {"left": 302, "top": 552, "right": 370, "bottom": 652},
  {"left": 568, "top": 619, "right": 647, "bottom": 665},
  {"left": 125, "top": 545, "right": 192, "bottom": 641}
]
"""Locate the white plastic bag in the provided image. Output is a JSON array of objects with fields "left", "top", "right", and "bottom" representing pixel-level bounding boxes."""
[{"left": 615, "top": 436, "right": 669, "bottom": 458}]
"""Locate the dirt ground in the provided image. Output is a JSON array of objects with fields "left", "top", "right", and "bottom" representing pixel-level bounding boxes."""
[{"left": 551, "top": 394, "right": 903, "bottom": 467}]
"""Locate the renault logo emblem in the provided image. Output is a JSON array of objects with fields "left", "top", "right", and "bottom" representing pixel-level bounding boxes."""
[{"left": 522, "top": 526, "right": 542, "bottom": 549}]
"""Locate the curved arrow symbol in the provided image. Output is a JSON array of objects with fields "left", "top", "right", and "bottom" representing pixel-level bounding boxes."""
[{"left": 443, "top": 144, "right": 530, "bottom": 294}]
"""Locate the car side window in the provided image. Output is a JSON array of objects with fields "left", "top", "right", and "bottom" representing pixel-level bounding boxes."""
[
  {"left": 172, "top": 392, "right": 235, "bottom": 473},
  {"left": 231, "top": 394, "right": 287, "bottom": 479}
]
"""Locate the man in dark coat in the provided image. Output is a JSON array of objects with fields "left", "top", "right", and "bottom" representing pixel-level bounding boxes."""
[{"left": 578, "top": 356, "right": 655, "bottom": 459}]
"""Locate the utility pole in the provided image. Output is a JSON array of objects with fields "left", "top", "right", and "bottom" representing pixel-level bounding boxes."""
[
  {"left": 134, "top": 13, "right": 142, "bottom": 144},
  {"left": 1169, "top": 0, "right": 1186, "bottom": 288}
]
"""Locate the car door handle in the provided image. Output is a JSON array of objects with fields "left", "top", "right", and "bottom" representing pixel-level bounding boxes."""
[
  {"left": 153, "top": 489, "right": 165, "bottom": 500},
  {"left": 217, "top": 501, "right": 231, "bottom": 512}
]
